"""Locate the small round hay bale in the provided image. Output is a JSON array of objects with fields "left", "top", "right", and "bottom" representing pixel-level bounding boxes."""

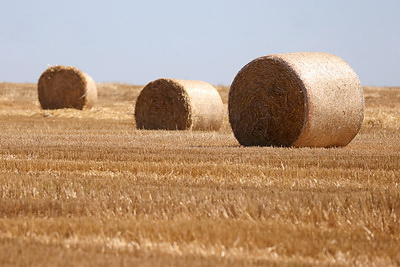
[
  {"left": 229, "top": 52, "right": 365, "bottom": 147},
  {"left": 135, "top": 78, "right": 224, "bottom": 131},
  {"left": 38, "top": 65, "right": 97, "bottom": 110}
]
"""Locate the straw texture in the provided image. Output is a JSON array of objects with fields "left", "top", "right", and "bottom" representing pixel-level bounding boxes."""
[
  {"left": 229, "top": 52, "right": 364, "bottom": 147},
  {"left": 38, "top": 65, "right": 97, "bottom": 110},
  {"left": 135, "top": 78, "right": 224, "bottom": 131}
]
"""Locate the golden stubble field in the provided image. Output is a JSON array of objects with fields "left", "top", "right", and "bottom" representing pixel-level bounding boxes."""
[{"left": 0, "top": 82, "right": 399, "bottom": 266}]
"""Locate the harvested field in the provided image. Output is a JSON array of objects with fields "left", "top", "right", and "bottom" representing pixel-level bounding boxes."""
[{"left": 0, "top": 82, "right": 399, "bottom": 266}]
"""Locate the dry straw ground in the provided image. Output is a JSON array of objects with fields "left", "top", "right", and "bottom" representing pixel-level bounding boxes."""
[{"left": 0, "top": 82, "right": 399, "bottom": 266}]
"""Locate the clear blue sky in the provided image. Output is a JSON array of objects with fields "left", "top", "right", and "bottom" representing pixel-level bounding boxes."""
[{"left": 0, "top": 0, "right": 399, "bottom": 86}]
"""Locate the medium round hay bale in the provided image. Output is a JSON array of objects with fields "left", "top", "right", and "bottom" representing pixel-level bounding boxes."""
[
  {"left": 38, "top": 65, "right": 97, "bottom": 110},
  {"left": 229, "top": 52, "right": 364, "bottom": 147},
  {"left": 135, "top": 78, "right": 224, "bottom": 131}
]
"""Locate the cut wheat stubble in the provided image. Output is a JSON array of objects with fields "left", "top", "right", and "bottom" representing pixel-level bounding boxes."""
[
  {"left": 37, "top": 65, "right": 98, "bottom": 110},
  {"left": 228, "top": 52, "right": 365, "bottom": 147},
  {"left": 135, "top": 78, "right": 224, "bottom": 131}
]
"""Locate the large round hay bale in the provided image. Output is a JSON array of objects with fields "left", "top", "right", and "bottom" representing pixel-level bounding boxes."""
[
  {"left": 229, "top": 52, "right": 364, "bottom": 147},
  {"left": 38, "top": 65, "right": 97, "bottom": 110},
  {"left": 135, "top": 78, "right": 224, "bottom": 131}
]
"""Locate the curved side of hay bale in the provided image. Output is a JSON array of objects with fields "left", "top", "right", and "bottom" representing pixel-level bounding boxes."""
[
  {"left": 174, "top": 79, "right": 224, "bottom": 131},
  {"left": 229, "top": 52, "right": 364, "bottom": 147},
  {"left": 283, "top": 53, "right": 365, "bottom": 147},
  {"left": 81, "top": 73, "right": 98, "bottom": 109},
  {"left": 134, "top": 78, "right": 224, "bottom": 131},
  {"left": 37, "top": 65, "right": 97, "bottom": 110}
]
